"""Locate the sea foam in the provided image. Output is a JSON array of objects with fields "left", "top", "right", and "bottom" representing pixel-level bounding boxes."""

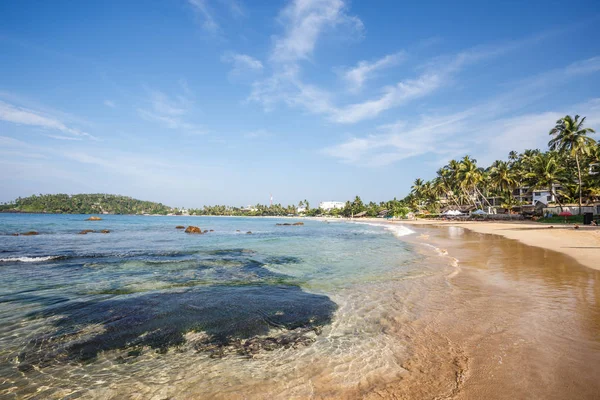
[
  {"left": 0, "top": 256, "right": 61, "bottom": 263},
  {"left": 352, "top": 221, "right": 415, "bottom": 238}
]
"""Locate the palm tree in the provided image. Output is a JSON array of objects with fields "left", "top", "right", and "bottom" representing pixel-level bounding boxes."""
[
  {"left": 524, "top": 152, "right": 566, "bottom": 211},
  {"left": 458, "top": 156, "right": 491, "bottom": 208},
  {"left": 489, "top": 160, "right": 515, "bottom": 195},
  {"left": 549, "top": 115, "right": 596, "bottom": 214}
]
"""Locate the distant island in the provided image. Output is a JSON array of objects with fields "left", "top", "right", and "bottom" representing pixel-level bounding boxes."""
[{"left": 0, "top": 194, "right": 174, "bottom": 215}]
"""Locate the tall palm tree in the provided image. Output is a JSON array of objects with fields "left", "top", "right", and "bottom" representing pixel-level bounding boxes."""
[{"left": 548, "top": 115, "right": 596, "bottom": 214}]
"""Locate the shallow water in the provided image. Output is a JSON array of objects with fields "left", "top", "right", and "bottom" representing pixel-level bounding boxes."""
[
  {"left": 0, "top": 215, "right": 442, "bottom": 399},
  {"left": 3, "top": 215, "right": 598, "bottom": 399}
]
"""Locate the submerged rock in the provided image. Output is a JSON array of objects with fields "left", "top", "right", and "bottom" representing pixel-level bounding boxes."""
[
  {"left": 276, "top": 223, "right": 292, "bottom": 226},
  {"left": 21, "top": 231, "right": 39, "bottom": 236},
  {"left": 100, "top": 230, "right": 110, "bottom": 234},
  {"left": 209, "top": 229, "right": 214, "bottom": 232},
  {"left": 185, "top": 226, "right": 202, "bottom": 234},
  {"left": 175, "top": 226, "right": 185, "bottom": 229},
  {"left": 17, "top": 284, "right": 337, "bottom": 367},
  {"left": 79, "top": 230, "right": 95, "bottom": 235},
  {"left": 246, "top": 231, "right": 252, "bottom": 234},
  {"left": 86, "top": 216, "right": 102, "bottom": 221},
  {"left": 292, "top": 222, "right": 304, "bottom": 226},
  {"left": 203, "top": 230, "right": 209, "bottom": 233},
  {"left": 11, "top": 233, "right": 19, "bottom": 236}
]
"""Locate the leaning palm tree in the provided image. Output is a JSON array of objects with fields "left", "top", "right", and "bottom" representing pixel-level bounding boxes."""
[{"left": 549, "top": 115, "right": 596, "bottom": 214}]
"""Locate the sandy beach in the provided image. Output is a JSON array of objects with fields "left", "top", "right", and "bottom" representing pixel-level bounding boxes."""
[
  {"left": 357, "top": 218, "right": 600, "bottom": 271},
  {"left": 342, "top": 218, "right": 600, "bottom": 399}
]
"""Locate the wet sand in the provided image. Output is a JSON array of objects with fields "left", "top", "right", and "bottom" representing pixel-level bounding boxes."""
[
  {"left": 393, "top": 219, "right": 600, "bottom": 271},
  {"left": 364, "top": 222, "right": 600, "bottom": 399}
]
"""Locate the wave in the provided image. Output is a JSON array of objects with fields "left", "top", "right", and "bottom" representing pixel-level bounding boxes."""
[
  {"left": 0, "top": 256, "right": 63, "bottom": 263},
  {"left": 351, "top": 221, "right": 415, "bottom": 237}
]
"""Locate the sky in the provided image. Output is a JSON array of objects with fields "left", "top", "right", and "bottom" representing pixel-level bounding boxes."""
[{"left": 1, "top": 0, "right": 600, "bottom": 208}]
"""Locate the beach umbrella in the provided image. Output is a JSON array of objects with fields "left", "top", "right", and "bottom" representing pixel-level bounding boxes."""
[
  {"left": 472, "top": 209, "right": 487, "bottom": 215},
  {"left": 558, "top": 210, "right": 572, "bottom": 223}
]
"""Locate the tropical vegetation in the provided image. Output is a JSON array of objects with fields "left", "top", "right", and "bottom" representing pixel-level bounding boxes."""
[
  {"left": 405, "top": 115, "right": 598, "bottom": 215},
  {"left": 0, "top": 194, "right": 174, "bottom": 215}
]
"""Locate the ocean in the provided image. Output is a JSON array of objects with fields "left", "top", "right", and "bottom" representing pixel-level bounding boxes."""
[{"left": 0, "top": 214, "right": 454, "bottom": 399}]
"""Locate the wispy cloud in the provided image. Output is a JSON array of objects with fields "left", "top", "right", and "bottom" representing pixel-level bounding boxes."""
[
  {"left": 243, "top": 129, "right": 273, "bottom": 139},
  {"left": 0, "top": 100, "right": 97, "bottom": 140},
  {"left": 340, "top": 52, "right": 406, "bottom": 92},
  {"left": 331, "top": 73, "right": 442, "bottom": 123},
  {"left": 44, "top": 134, "right": 83, "bottom": 141},
  {"left": 322, "top": 58, "right": 600, "bottom": 166},
  {"left": 271, "top": 0, "right": 363, "bottom": 63},
  {"left": 221, "top": 52, "right": 263, "bottom": 78},
  {"left": 249, "top": 19, "right": 561, "bottom": 125},
  {"left": 137, "top": 88, "right": 206, "bottom": 135},
  {"left": 220, "top": 0, "right": 245, "bottom": 18},
  {"left": 188, "top": 0, "right": 220, "bottom": 35},
  {"left": 104, "top": 100, "right": 116, "bottom": 108}
]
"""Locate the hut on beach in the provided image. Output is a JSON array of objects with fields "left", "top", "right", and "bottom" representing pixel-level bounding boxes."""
[{"left": 353, "top": 211, "right": 368, "bottom": 218}]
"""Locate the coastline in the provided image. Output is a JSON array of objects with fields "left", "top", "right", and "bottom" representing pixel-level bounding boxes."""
[{"left": 351, "top": 218, "right": 600, "bottom": 271}]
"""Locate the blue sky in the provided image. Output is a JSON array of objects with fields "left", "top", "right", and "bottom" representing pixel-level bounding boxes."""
[{"left": 1, "top": 0, "right": 599, "bottom": 208}]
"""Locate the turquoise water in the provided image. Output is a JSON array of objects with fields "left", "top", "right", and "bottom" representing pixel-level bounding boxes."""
[{"left": 0, "top": 214, "right": 444, "bottom": 399}]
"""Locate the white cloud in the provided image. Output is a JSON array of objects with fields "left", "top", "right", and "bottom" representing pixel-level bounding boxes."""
[
  {"left": 104, "top": 100, "right": 116, "bottom": 108},
  {"left": 220, "top": 0, "right": 245, "bottom": 18},
  {"left": 331, "top": 73, "right": 442, "bottom": 123},
  {"left": 0, "top": 100, "right": 96, "bottom": 140},
  {"left": 137, "top": 88, "right": 206, "bottom": 135},
  {"left": 44, "top": 134, "right": 83, "bottom": 141},
  {"left": 243, "top": 129, "right": 273, "bottom": 139},
  {"left": 322, "top": 57, "right": 600, "bottom": 167},
  {"left": 341, "top": 52, "right": 406, "bottom": 92},
  {"left": 188, "top": 0, "right": 220, "bottom": 34},
  {"left": 271, "top": 0, "right": 363, "bottom": 63},
  {"left": 221, "top": 52, "right": 263, "bottom": 77},
  {"left": 248, "top": 65, "right": 337, "bottom": 115},
  {"left": 322, "top": 111, "right": 472, "bottom": 166}
]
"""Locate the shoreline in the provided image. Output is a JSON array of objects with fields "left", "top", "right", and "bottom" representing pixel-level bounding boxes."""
[{"left": 351, "top": 218, "right": 600, "bottom": 271}]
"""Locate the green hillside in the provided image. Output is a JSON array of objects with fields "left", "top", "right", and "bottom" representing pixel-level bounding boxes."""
[{"left": 0, "top": 194, "right": 174, "bottom": 215}]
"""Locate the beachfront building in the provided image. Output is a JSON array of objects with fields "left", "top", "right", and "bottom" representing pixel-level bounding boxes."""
[
  {"left": 297, "top": 206, "right": 307, "bottom": 214},
  {"left": 319, "top": 201, "right": 345, "bottom": 211}
]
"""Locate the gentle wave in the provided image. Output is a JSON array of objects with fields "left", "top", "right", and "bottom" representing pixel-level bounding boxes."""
[
  {"left": 0, "top": 256, "right": 63, "bottom": 263},
  {"left": 352, "top": 221, "right": 415, "bottom": 237}
]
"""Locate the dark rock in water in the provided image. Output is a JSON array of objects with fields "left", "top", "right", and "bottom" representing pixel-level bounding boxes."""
[
  {"left": 175, "top": 226, "right": 185, "bottom": 229},
  {"left": 17, "top": 285, "right": 336, "bottom": 367},
  {"left": 236, "top": 230, "right": 241, "bottom": 232},
  {"left": 292, "top": 222, "right": 304, "bottom": 226},
  {"left": 79, "top": 230, "right": 95, "bottom": 235},
  {"left": 11, "top": 233, "right": 19, "bottom": 236},
  {"left": 86, "top": 216, "right": 102, "bottom": 221},
  {"left": 246, "top": 231, "right": 252, "bottom": 234},
  {"left": 100, "top": 230, "right": 110, "bottom": 234},
  {"left": 203, "top": 230, "right": 209, "bottom": 233},
  {"left": 21, "top": 231, "right": 39, "bottom": 236},
  {"left": 209, "top": 229, "right": 214, "bottom": 232},
  {"left": 185, "top": 226, "right": 202, "bottom": 234},
  {"left": 276, "top": 223, "right": 292, "bottom": 226}
]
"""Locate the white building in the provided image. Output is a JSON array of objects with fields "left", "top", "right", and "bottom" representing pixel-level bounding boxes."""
[
  {"left": 319, "top": 201, "right": 346, "bottom": 211},
  {"left": 297, "top": 206, "right": 307, "bottom": 214},
  {"left": 532, "top": 190, "right": 554, "bottom": 205}
]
